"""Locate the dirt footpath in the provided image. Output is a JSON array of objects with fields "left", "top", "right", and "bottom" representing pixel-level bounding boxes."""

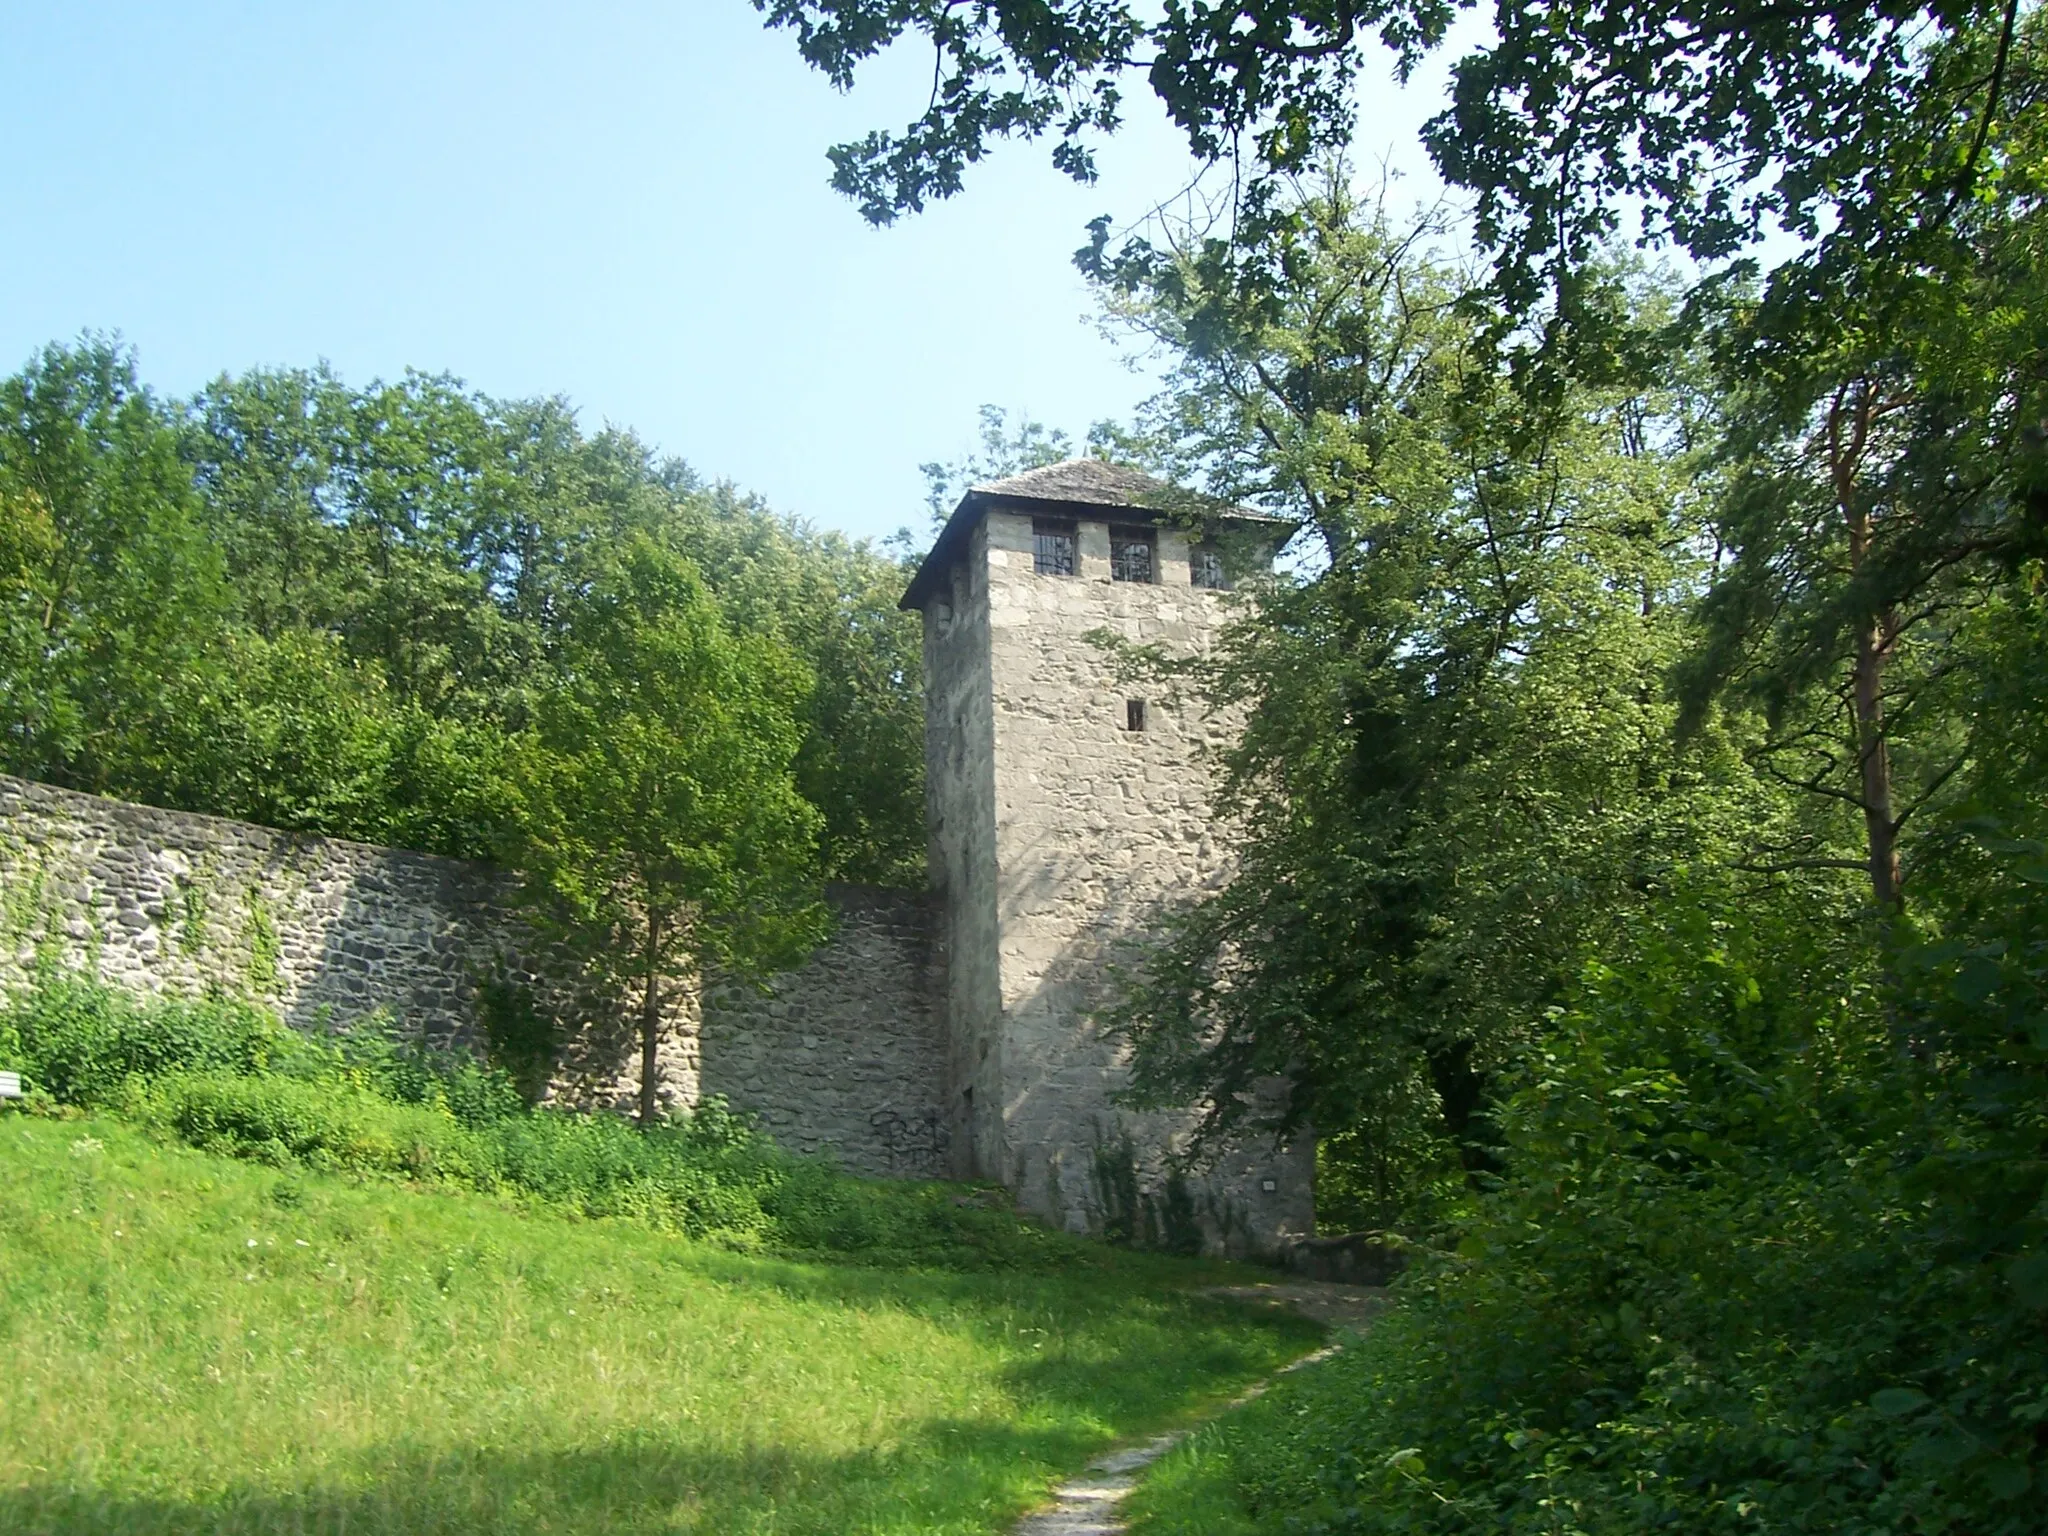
[{"left": 1008, "top": 1282, "right": 1382, "bottom": 1536}]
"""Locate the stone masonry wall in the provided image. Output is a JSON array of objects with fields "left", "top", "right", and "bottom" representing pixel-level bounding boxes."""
[
  {"left": 698, "top": 885, "right": 946, "bottom": 1179},
  {"left": 0, "top": 776, "right": 945, "bottom": 1173},
  {"left": 0, "top": 774, "right": 582, "bottom": 1053},
  {"left": 964, "top": 508, "right": 1314, "bottom": 1255}
]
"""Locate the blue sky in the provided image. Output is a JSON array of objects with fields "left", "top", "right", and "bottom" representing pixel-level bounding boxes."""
[{"left": 2, "top": 3, "right": 1456, "bottom": 543}]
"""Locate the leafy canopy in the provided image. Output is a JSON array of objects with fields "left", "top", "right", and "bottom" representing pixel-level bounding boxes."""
[
  {"left": 756, "top": 0, "right": 2021, "bottom": 293},
  {"left": 1095, "top": 183, "right": 1812, "bottom": 1221},
  {"left": 512, "top": 533, "right": 827, "bottom": 1121},
  {"left": 0, "top": 337, "right": 926, "bottom": 884}
]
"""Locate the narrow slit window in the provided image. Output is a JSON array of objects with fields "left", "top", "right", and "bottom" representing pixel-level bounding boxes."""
[
  {"left": 1110, "top": 526, "right": 1155, "bottom": 583},
  {"left": 1126, "top": 698, "right": 1147, "bottom": 732},
  {"left": 1033, "top": 519, "right": 1077, "bottom": 576},
  {"left": 1190, "top": 544, "right": 1228, "bottom": 590}
]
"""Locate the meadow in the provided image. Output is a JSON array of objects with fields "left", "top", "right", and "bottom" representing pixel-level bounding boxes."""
[
  {"left": 0, "top": 978, "right": 1320, "bottom": 1534},
  {"left": 0, "top": 1112, "right": 1318, "bottom": 1535}
]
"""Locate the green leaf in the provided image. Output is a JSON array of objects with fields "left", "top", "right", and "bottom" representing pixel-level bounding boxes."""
[
  {"left": 1983, "top": 1458, "right": 2032, "bottom": 1500},
  {"left": 1871, "top": 1387, "right": 1931, "bottom": 1417},
  {"left": 1952, "top": 958, "right": 2003, "bottom": 1005},
  {"left": 2006, "top": 1251, "right": 2048, "bottom": 1310}
]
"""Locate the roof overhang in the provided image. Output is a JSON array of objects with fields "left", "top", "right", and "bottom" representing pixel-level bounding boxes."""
[{"left": 898, "top": 482, "right": 1293, "bottom": 613}]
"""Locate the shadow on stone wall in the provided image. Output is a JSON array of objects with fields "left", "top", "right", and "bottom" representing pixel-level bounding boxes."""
[
  {"left": 698, "top": 884, "right": 948, "bottom": 1178},
  {"left": 286, "top": 841, "right": 496, "bottom": 1044},
  {"left": 983, "top": 888, "right": 1315, "bottom": 1260}
]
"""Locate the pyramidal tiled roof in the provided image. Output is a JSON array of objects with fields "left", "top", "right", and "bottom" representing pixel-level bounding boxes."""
[
  {"left": 899, "top": 458, "right": 1286, "bottom": 610},
  {"left": 967, "top": 458, "right": 1181, "bottom": 509}
]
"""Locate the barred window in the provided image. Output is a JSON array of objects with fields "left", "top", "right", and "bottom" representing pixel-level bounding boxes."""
[
  {"left": 1190, "top": 544, "right": 1228, "bottom": 590},
  {"left": 1110, "top": 527, "right": 1155, "bottom": 583},
  {"left": 1033, "top": 519, "right": 1077, "bottom": 576}
]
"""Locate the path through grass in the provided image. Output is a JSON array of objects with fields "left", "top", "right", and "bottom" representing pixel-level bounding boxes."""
[
  {"left": 0, "top": 1115, "right": 1319, "bottom": 1535},
  {"left": 1121, "top": 1337, "right": 1360, "bottom": 1536}
]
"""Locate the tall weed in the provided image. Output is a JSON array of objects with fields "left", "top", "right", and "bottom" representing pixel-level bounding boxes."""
[{"left": 0, "top": 973, "right": 1072, "bottom": 1268}]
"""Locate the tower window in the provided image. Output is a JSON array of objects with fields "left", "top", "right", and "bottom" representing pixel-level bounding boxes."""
[
  {"left": 1033, "top": 519, "right": 1077, "bottom": 576},
  {"left": 1191, "top": 544, "right": 1229, "bottom": 590},
  {"left": 1110, "top": 527, "right": 1155, "bottom": 583},
  {"left": 1126, "top": 698, "right": 1147, "bottom": 732}
]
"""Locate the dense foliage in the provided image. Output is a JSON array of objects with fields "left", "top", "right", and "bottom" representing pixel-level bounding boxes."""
[
  {"left": 753, "top": 0, "right": 2031, "bottom": 333},
  {"left": 1128, "top": 850, "right": 2048, "bottom": 1533},
  {"left": 1096, "top": 188, "right": 1772, "bottom": 1222},
  {"left": 1071, "top": 153, "right": 2048, "bottom": 1516},
  {"left": 0, "top": 341, "right": 924, "bottom": 885}
]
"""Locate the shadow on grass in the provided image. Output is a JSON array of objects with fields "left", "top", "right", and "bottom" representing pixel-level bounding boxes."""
[
  {"left": 668, "top": 1244, "right": 1327, "bottom": 1426},
  {"left": 0, "top": 1417, "right": 1107, "bottom": 1536},
  {"left": 672, "top": 1239, "right": 1310, "bottom": 1335}
]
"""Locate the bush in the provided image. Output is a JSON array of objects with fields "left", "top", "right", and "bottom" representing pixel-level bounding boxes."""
[
  {"left": 5, "top": 976, "right": 299, "bottom": 1103},
  {"left": 1148, "top": 873, "right": 2048, "bottom": 1534},
  {"left": 135, "top": 1071, "right": 490, "bottom": 1180},
  {"left": 0, "top": 972, "right": 1079, "bottom": 1269}
]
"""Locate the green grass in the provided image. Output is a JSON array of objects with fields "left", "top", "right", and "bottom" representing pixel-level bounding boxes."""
[
  {"left": 1122, "top": 1344, "right": 1356, "bottom": 1536},
  {"left": 1124, "top": 1434, "right": 1267, "bottom": 1536},
  {"left": 0, "top": 1111, "right": 1321, "bottom": 1535},
  {"left": 0, "top": 973, "right": 1169, "bottom": 1271}
]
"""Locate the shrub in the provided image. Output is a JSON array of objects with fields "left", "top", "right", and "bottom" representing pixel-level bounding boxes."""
[
  {"left": 5, "top": 974, "right": 297, "bottom": 1103},
  {"left": 0, "top": 972, "right": 1077, "bottom": 1269},
  {"left": 135, "top": 1072, "right": 491, "bottom": 1182},
  {"left": 1146, "top": 875, "right": 2048, "bottom": 1534}
]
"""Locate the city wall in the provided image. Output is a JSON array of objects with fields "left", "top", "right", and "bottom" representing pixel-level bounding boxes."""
[{"left": 0, "top": 774, "right": 943, "bottom": 1177}]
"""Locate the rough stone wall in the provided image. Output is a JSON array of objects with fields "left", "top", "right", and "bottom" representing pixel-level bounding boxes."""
[
  {"left": 0, "top": 774, "right": 714, "bottom": 1112},
  {"left": 921, "top": 508, "right": 1314, "bottom": 1256},
  {"left": 0, "top": 773, "right": 570, "bottom": 1052},
  {"left": 922, "top": 518, "right": 1006, "bottom": 1180},
  {"left": 697, "top": 885, "right": 945, "bottom": 1178},
  {"left": 0, "top": 776, "right": 949, "bottom": 1176}
]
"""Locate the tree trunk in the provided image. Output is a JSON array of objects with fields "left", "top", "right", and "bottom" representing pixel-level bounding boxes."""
[
  {"left": 637, "top": 912, "right": 664, "bottom": 1127},
  {"left": 1852, "top": 611, "right": 1902, "bottom": 909},
  {"left": 1831, "top": 381, "right": 1904, "bottom": 912}
]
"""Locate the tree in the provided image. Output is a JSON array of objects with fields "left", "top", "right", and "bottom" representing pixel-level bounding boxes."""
[
  {"left": 1674, "top": 18, "right": 2048, "bottom": 913},
  {"left": 754, "top": 0, "right": 2022, "bottom": 294},
  {"left": 751, "top": 0, "right": 1443, "bottom": 227},
  {"left": 511, "top": 533, "right": 827, "bottom": 1124},
  {"left": 1098, "top": 185, "right": 1804, "bottom": 1219},
  {"left": 185, "top": 364, "right": 930, "bottom": 878},
  {"left": 647, "top": 470, "right": 929, "bottom": 885},
  {"left": 0, "top": 338, "right": 231, "bottom": 796}
]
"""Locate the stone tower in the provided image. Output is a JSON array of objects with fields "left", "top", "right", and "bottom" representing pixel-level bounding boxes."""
[{"left": 901, "top": 460, "right": 1314, "bottom": 1255}]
